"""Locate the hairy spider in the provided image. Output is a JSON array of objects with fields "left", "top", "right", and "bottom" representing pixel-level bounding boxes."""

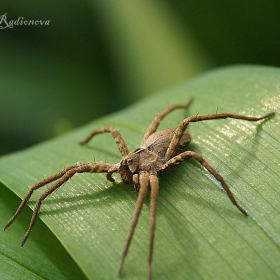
[{"left": 4, "top": 98, "right": 274, "bottom": 279}]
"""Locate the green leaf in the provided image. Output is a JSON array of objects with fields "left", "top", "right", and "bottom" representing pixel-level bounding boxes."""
[
  {"left": 0, "top": 185, "right": 88, "bottom": 280},
  {"left": 0, "top": 65, "right": 279, "bottom": 280}
]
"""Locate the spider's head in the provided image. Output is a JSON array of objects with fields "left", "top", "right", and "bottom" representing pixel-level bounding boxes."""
[
  {"left": 119, "top": 150, "right": 142, "bottom": 184},
  {"left": 119, "top": 148, "right": 159, "bottom": 185}
]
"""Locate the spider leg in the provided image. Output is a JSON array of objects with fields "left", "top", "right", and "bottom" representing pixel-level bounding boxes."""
[
  {"left": 4, "top": 165, "right": 77, "bottom": 231},
  {"left": 132, "top": 174, "right": 140, "bottom": 191},
  {"left": 141, "top": 98, "right": 193, "bottom": 145},
  {"left": 165, "top": 111, "right": 275, "bottom": 160},
  {"left": 119, "top": 171, "right": 149, "bottom": 276},
  {"left": 79, "top": 126, "right": 129, "bottom": 156},
  {"left": 161, "top": 151, "right": 248, "bottom": 216},
  {"left": 106, "top": 165, "right": 120, "bottom": 182},
  {"left": 148, "top": 173, "right": 159, "bottom": 280},
  {"left": 4, "top": 162, "right": 117, "bottom": 246}
]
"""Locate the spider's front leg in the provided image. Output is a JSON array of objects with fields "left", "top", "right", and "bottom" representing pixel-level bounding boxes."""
[
  {"left": 148, "top": 173, "right": 159, "bottom": 280},
  {"left": 119, "top": 172, "right": 149, "bottom": 276},
  {"left": 119, "top": 171, "right": 159, "bottom": 280},
  {"left": 162, "top": 151, "right": 247, "bottom": 215},
  {"left": 4, "top": 162, "right": 118, "bottom": 246}
]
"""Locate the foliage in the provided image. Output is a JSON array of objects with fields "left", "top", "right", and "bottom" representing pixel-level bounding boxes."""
[{"left": 0, "top": 66, "right": 279, "bottom": 279}]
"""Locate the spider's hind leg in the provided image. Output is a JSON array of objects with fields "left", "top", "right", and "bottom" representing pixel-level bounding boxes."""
[
  {"left": 165, "top": 111, "right": 275, "bottom": 160},
  {"left": 141, "top": 98, "right": 193, "bottom": 145}
]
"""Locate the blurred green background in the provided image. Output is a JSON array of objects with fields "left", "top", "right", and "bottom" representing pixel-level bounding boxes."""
[{"left": 1, "top": 1, "right": 280, "bottom": 156}]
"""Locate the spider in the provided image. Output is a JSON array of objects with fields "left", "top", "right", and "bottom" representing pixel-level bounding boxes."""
[{"left": 4, "top": 98, "right": 274, "bottom": 279}]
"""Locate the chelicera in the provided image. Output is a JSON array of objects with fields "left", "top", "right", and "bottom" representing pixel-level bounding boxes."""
[{"left": 4, "top": 98, "right": 274, "bottom": 279}]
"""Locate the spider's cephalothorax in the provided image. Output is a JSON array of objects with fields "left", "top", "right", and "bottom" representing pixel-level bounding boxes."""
[
  {"left": 120, "top": 129, "right": 191, "bottom": 182},
  {"left": 4, "top": 98, "right": 274, "bottom": 279}
]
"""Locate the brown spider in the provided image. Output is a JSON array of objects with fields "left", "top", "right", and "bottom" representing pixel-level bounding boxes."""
[{"left": 4, "top": 98, "right": 274, "bottom": 279}]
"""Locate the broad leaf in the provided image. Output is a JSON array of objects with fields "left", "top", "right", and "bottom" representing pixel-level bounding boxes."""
[{"left": 0, "top": 66, "right": 279, "bottom": 279}]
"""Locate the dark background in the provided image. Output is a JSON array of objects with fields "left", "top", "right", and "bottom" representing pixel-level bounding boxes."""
[{"left": 1, "top": 1, "right": 280, "bottom": 156}]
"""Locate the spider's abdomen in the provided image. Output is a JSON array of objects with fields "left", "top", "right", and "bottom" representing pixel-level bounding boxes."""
[{"left": 141, "top": 128, "right": 191, "bottom": 160}]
